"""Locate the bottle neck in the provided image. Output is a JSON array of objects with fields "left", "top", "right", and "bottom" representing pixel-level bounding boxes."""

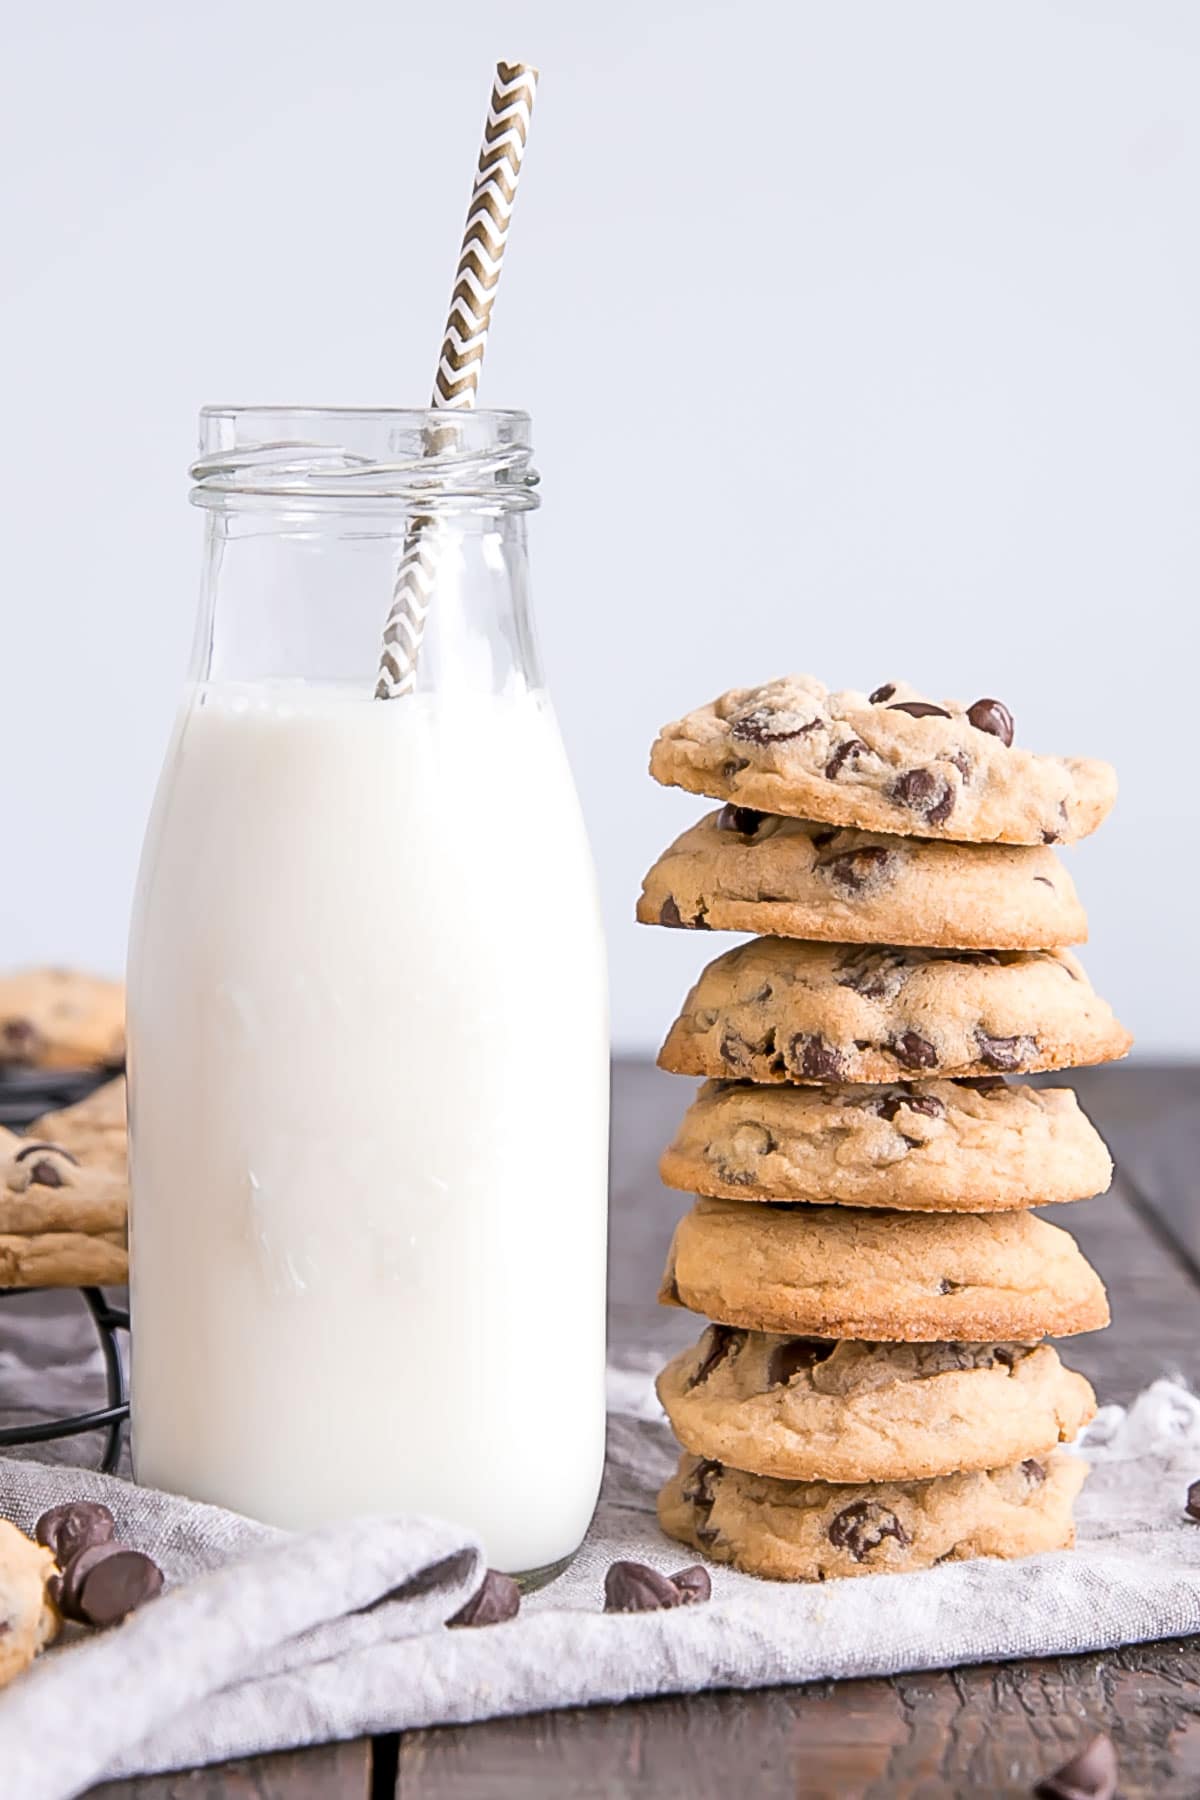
[{"left": 188, "top": 407, "right": 541, "bottom": 697}]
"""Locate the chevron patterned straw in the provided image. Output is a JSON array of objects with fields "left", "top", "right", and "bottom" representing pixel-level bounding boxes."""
[{"left": 375, "top": 60, "right": 539, "bottom": 700}]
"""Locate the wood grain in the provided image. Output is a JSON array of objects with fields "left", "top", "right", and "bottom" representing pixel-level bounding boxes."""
[{"left": 84, "top": 1741, "right": 372, "bottom": 1799}]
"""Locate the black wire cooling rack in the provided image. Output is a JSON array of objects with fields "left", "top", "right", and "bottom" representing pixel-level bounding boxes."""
[{"left": 0, "top": 1065, "right": 129, "bottom": 1472}]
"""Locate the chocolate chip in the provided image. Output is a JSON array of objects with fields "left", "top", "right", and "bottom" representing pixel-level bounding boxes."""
[
  {"left": 14, "top": 1141, "right": 78, "bottom": 1167},
  {"left": 879, "top": 1090, "right": 944, "bottom": 1122},
  {"left": 56, "top": 1543, "right": 163, "bottom": 1626},
  {"left": 888, "top": 700, "right": 951, "bottom": 720},
  {"left": 719, "top": 1027, "right": 769, "bottom": 1072},
  {"left": 825, "top": 738, "right": 865, "bottom": 780},
  {"left": 721, "top": 757, "right": 750, "bottom": 779},
  {"left": 687, "top": 1324, "right": 743, "bottom": 1390},
  {"left": 993, "top": 1345, "right": 1033, "bottom": 1369},
  {"left": 1033, "top": 876, "right": 1054, "bottom": 888},
  {"left": 669, "top": 1564, "right": 712, "bottom": 1604},
  {"left": 892, "top": 1032, "right": 938, "bottom": 1071},
  {"left": 939, "top": 1278, "right": 964, "bottom": 1294},
  {"left": 1033, "top": 1733, "right": 1117, "bottom": 1800},
  {"left": 975, "top": 1031, "right": 1037, "bottom": 1072},
  {"left": 1042, "top": 830, "right": 1059, "bottom": 845},
  {"left": 603, "top": 1560, "right": 685, "bottom": 1614},
  {"left": 868, "top": 683, "right": 896, "bottom": 703},
  {"left": 681, "top": 1458, "right": 722, "bottom": 1544},
  {"left": 827, "top": 1498, "right": 910, "bottom": 1562},
  {"left": 788, "top": 1034, "right": 847, "bottom": 1082},
  {"left": 836, "top": 947, "right": 910, "bottom": 1000},
  {"left": 967, "top": 697, "right": 1014, "bottom": 747},
  {"left": 1187, "top": 1479, "right": 1200, "bottom": 1521},
  {"left": 891, "top": 767, "right": 954, "bottom": 824},
  {"left": 447, "top": 1568, "right": 521, "bottom": 1627},
  {"left": 36, "top": 1501, "right": 115, "bottom": 1565},
  {"left": 958, "top": 1074, "right": 1008, "bottom": 1094},
  {"left": 28, "top": 1159, "right": 64, "bottom": 1188},
  {"left": 811, "top": 829, "right": 837, "bottom": 848},
  {"left": 730, "top": 709, "right": 818, "bottom": 746},
  {"left": 818, "top": 844, "right": 892, "bottom": 892},
  {"left": 1021, "top": 1459, "right": 1046, "bottom": 1485},
  {"left": 717, "top": 804, "right": 765, "bottom": 836},
  {"left": 768, "top": 1338, "right": 836, "bottom": 1386},
  {"left": 0, "top": 1019, "right": 41, "bottom": 1062},
  {"left": 659, "top": 896, "right": 685, "bottom": 927}
]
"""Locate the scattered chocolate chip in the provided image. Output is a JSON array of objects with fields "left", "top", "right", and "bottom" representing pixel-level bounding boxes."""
[
  {"left": 879, "top": 1090, "right": 944, "bottom": 1123},
  {"left": 1021, "top": 1459, "right": 1046, "bottom": 1485},
  {"left": 967, "top": 697, "right": 1014, "bottom": 747},
  {"left": 788, "top": 1034, "right": 847, "bottom": 1082},
  {"left": 827, "top": 1499, "right": 910, "bottom": 1562},
  {"left": 717, "top": 803, "right": 765, "bottom": 836},
  {"left": 659, "top": 896, "right": 685, "bottom": 928},
  {"left": 687, "top": 1324, "right": 743, "bottom": 1390},
  {"left": 975, "top": 1031, "right": 1037, "bottom": 1072},
  {"left": 730, "top": 709, "right": 818, "bottom": 746},
  {"left": 825, "top": 738, "right": 865, "bottom": 780},
  {"left": 888, "top": 700, "right": 951, "bottom": 720},
  {"left": 868, "top": 683, "right": 896, "bottom": 703},
  {"left": 57, "top": 1543, "right": 163, "bottom": 1626},
  {"left": 1186, "top": 1479, "right": 1200, "bottom": 1521},
  {"left": 891, "top": 1031, "right": 938, "bottom": 1071},
  {"left": 891, "top": 767, "right": 954, "bottom": 824},
  {"left": 818, "top": 844, "right": 892, "bottom": 892},
  {"left": 669, "top": 1564, "right": 712, "bottom": 1604},
  {"left": 36, "top": 1502, "right": 115, "bottom": 1566},
  {"left": 448, "top": 1568, "right": 520, "bottom": 1628},
  {"left": 604, "top": 1560, "right": 685, "bottom": 1614},
  {"left": 1033, "top": 1732, "right": 1117, "bottom": 1800},
  {"left": 768, "top": 1338, "right": 836, "bottom": 1386}
]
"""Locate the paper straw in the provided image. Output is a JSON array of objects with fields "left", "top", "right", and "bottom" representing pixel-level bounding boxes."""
[{"left": 375, "top": 61, "right": 539, "bottom": 700}]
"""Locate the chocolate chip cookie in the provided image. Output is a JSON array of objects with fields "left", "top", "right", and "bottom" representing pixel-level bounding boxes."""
[
  {"left": 28, "top": 1077, "right": 127, "bottom": 1176},
  {"left": 657, "top": 1329, "right": 1096, "bottom": 1483},
  {"left": 0, "top": 1129, "right": 128, "bottom": 1288},
  {"left": 660, "top": 1078, "right": 1113, "bottom": 1212},
  {"left": 650, "top": 676, "right": 1115, "bottom": 846},
  {"left": 638, "top": 810, "right": 1086, "bottom": 949},
  {"left": 657, "top": 1450, "right": 1085, "bottom": 1581},
  {"left": 0, "top": 970, "right": 124, "bottom": 1071},
  {"left": 0, "top": 1520, "right": 59, "bottom": 1687},
  {"left": 660, "top": 1197, "right": 1110, "bottom": 1340},
  {"left": 658, "top": 940, "right": 1132, "bottom": 1085}
]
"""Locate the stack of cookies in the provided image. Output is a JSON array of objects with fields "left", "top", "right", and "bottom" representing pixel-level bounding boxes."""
[{"left": 639, "top": 675, "right": 1131, "bottom": 1582}]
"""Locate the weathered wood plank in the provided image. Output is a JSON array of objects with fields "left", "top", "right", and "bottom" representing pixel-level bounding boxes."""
[{"left": 84, "top": 1740, "right": 373, "bottom": 1799}]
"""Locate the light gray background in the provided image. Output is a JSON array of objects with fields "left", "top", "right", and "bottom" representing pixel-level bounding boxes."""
[{"left": 0, "top": 0, "right": 1193, "bottom": 1053}]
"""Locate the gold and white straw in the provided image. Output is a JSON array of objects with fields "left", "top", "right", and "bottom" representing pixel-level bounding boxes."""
[{"left": 376, "top": 60, "right": 539, "bottom": 701}]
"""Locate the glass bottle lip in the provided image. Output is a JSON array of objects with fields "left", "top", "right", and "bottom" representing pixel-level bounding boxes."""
[{"left": 190, "top": 405, "right": 539, "bottom": 511}]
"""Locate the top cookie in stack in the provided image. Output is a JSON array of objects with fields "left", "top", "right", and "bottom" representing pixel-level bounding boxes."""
[{"left": 640, "top": 674, "right": 1130, "bottom": 1584}]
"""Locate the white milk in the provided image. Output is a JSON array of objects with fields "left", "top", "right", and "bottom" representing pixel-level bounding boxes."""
[{"left": 127, "top": 681, "right": 609, "bottom": 1573}]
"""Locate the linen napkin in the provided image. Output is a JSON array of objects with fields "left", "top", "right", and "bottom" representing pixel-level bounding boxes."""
[{"left": 3, "top": 1367, "right": 1200, "bottom": 1800}]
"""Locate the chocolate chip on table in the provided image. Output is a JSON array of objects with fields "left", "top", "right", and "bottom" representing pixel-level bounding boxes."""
[
  {"left": 1186, "top": 1480, "right": 1200, "bottom": 1521},
  {"left": 892, "top": 1031, "right": 938, "bottom": 1071},
  {"left": 768, "top": 1338, "right": 836, "bottom": 1386},
  {"left": 686, "top": 1324, "right": 743, "bottom": 1390},
  {"left": 975, "top": 1031, "right": 1037, "bottom": 1072},
  {"left": 56, "top": 1542, "right": 163, "bottom": 1626},
  {"left": 717, "top": 803, "right": 765, "bottom": 836},
  {"left": 868, "top": 683, "right": 896, "bottom": 703},
  {"left": 729, "top": 708, "right": 818, "bottom": 746},
  {"left": 36, "top": 1502, "right": 115, "bottom": 1566},
  {"left": 447, "top": 1568, "right": 521, "bottom": 1628},
  {"left": 824, "top": 738, "right": 865, "bottom": 780},
  {"left": 967, "top": 697, "right": 1015, "bottom": 747},
  {"left": 827, "top": 1498, "right": 910, "bottom": 1562},
  {"left": 1032, "top": 1733, "right": 1118, "bottom": 1800},
  {"left": 788, "top": 1034, "right": 846, "bottom": 1082},
  {"left": 890, "top": 766, "right": 955, "bottom": 825},
  {"left": 669, "top": 1564, "right": 712, "bottom": 1604},
  {"left": 888, "top": 700, "right": 951, "bottom": 720}
]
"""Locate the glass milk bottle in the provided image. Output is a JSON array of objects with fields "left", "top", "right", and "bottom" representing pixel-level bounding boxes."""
[{"left": 127, "top": 408, "right": 609, "bottom": 1583}]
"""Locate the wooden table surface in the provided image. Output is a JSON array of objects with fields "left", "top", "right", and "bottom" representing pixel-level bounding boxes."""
[{"left": 67, "top": 1059, "right": 1200, "bottom": 1797}]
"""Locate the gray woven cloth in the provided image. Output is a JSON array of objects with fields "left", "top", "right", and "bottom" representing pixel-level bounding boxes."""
[{"left": 3, "top": 1369, "right": 1200, "bottom": 1800}]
